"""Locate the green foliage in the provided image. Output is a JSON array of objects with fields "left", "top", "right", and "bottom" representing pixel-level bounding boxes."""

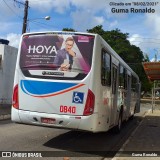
[
  {"left": 87, "top": 25, "right": 151, "bottom": 92},
  {"left": 62, "top": 28, "right": 76, "bottom": 32},
  {"left": 87, "top": 25, "right": 105, "bottom": 36},
  {"left": 144, "top": 54, "right": 150, "bottom": 62}
]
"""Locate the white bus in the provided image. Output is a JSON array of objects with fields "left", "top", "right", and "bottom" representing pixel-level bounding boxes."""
[{"left": 12, "top": 31, "right": 141, "bottom": 133}]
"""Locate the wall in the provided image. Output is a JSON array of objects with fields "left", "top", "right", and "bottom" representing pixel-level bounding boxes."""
[{"left": 0, "top": 44, "right": 18, "bottom": 106}]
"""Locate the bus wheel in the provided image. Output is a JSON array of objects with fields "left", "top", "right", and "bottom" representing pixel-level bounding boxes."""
[{"left": 114, "top": 112, "right": 122, "bottom": 133}]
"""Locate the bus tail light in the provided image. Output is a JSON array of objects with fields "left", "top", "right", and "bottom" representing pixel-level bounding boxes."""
[
  {"left": 83, "top": 89, "right": 95, "bottom": 116},
  {"left": 12, "top": 84, "right": 19, "bottom": 109}
]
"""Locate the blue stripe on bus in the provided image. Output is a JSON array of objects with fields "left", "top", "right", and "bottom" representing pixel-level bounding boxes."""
[{"left": 20, "top": 80, "right": 78, "bottom": 95}]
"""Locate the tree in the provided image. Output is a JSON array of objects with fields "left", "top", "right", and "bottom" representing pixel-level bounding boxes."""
[
  {"left": 62, "top": 28, "right": 76, "bottom": 32},
  {"left": 87, "top": 25, "right": 105, "bottom": 36},
  {"left": 87, "top": 25, "right": 151, "bottom": 92},
  {"left": 144, "top": 54, "right": 150, "bottom": 62}
]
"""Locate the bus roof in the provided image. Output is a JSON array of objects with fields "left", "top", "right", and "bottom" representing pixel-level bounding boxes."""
[{"left": 22, "top": 31, "right": 97, "bottom": 37}]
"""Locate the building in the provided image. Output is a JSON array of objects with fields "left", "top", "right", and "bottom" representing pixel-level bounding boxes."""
[{"left": 0, "top": 39, "right": 18, "bottom": 106}]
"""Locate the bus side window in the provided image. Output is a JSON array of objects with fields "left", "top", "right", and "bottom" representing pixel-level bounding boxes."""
[
  {"left": 131, "top": 75, "right": 137, "bottom": 92},
  {"left": 119, "top": 65, "right": 125, "bottom": 89},
  {"left": 124, "top": 69, "right": 127, "bottom": 90},
  {"left": 101, "top": 50, "right": 111, "bottom": 86}
]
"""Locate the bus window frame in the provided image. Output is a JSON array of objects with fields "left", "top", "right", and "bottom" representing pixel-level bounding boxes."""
[{"left": 101, "top": 49, "right": 111, "bottom": 86}]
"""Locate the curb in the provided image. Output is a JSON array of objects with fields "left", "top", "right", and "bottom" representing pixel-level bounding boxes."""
[{"left": 105, "top": 109, "right": 152, "bottom": 160}]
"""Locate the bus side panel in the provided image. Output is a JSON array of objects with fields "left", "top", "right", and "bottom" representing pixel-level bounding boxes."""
[{"left": 80, "top": 36, "right": 111, "bottom": 132}]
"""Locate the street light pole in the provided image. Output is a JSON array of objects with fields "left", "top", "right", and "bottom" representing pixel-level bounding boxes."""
[
  {"left": 21, "top": 0, "right": 50, "bottom": 34},
  {"left": 22, "top": 0, "right": 29, "bottom": 34}
]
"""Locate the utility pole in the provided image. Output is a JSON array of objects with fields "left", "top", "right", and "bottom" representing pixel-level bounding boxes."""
[{"left": 22, "top": 0, "right": 29, "bottom": 34}]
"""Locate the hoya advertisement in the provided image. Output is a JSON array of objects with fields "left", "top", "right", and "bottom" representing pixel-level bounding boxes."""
[{"left": 20, "top": 34, "right": 95, "bottom": 75}]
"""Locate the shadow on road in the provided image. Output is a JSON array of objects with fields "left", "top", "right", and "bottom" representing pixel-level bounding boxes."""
[{"left": 43, "top": 116, "right": 143, "bottom": 157}]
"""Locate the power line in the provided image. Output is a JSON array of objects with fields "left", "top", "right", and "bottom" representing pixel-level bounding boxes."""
[
  {"left": 129, "top": 36, "right": 160, "bottom": 41},
  {"left": 27, "top": 0, "right": 54, "bottom": 1},
  {"left": 14, "top": 0, "right": 26, "bottom": 6},
  {"left": 27, "top": 21, "right": 55, "bottom": 32},
  {"left": 29, "top": 20, "right": 55, "bottom": 29},
  {"left": 3, "top": 0, "right": 53, "bottom": 33},
  {"left": 2, "top": 0, "right": 23, "bottom": 19},
  {"left": 130, "top": 41, "right": 160, "bottom": 44}
]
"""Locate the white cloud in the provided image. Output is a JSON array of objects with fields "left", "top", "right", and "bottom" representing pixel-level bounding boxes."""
[
  {"left": 29, "top": 0, "right": 70, "bottom": 13},
  {"left": 70, "top": 0, "right": 106, "bottom": 11},
  {"left": 6, "top": 33, "right": 21, "bottom": 48},
  {"left": 28, "top": 0, "right": 108, "bottom": 31},
  {"left": 94, "top": 16, "right": 105, "bottom": 25},
  {"left": 150, "top": 58, "right": 160, "bottom": 62},
  {"left": 29, "top": 0, "right": 106, "bottom": 13},
  {"left": 71, "top": 10, "right": 105, "bottom": 31},
  {"left": 70, "top": 0, "right": 106, "bottom": 31},
  {"left": 0, "top": 0, "right": 23, "bottom": 22},
  {"left": 110, "top": 20, "right": 118, "bottom": 28},
  {"left": 128, "top": 34, "right": 160, "bottom": 49},
  {"left": 125, "top": 10, "right": 160, "bottom": 61},
  {"left": 128, "top": 34, "right": 142, "bottom": 46},
  {"left": 0, "top": 22, "right": 13, "bottom": 33},
  {"left": 128, "top": 33, "right": 160, "bottom": 61},
  {"left": 128, "top": 34, "right": 148, "bottom": 56},
  {"left": 0, "top": 22, "right": 21, "bottom": 34},
  {"left": 4, "top": 0, "right": 159, "bottom": 52},
  {"left": 145, "top": 13, "right": 160, "bottom": 37}
]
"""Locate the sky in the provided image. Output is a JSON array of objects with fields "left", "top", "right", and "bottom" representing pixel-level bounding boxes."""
[{"left": 1, "top": 0, "right": 160, "bottom": 61}]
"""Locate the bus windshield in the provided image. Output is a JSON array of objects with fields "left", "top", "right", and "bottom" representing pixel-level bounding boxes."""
[{"left": 20, "top": 33, "right": 95, "bottom": 80}]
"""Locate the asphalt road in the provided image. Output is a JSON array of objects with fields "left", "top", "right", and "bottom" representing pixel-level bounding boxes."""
[{"left": 0, "top": 104, "right": 151, "bottom": 160}]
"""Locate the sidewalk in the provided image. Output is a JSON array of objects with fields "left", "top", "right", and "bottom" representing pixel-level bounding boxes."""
[
  {"left": 0, "top": 105, "right": 11, "bottom": 120},
  {"left": 112, "top": 109, "right": 160, "bottom": 160}
]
